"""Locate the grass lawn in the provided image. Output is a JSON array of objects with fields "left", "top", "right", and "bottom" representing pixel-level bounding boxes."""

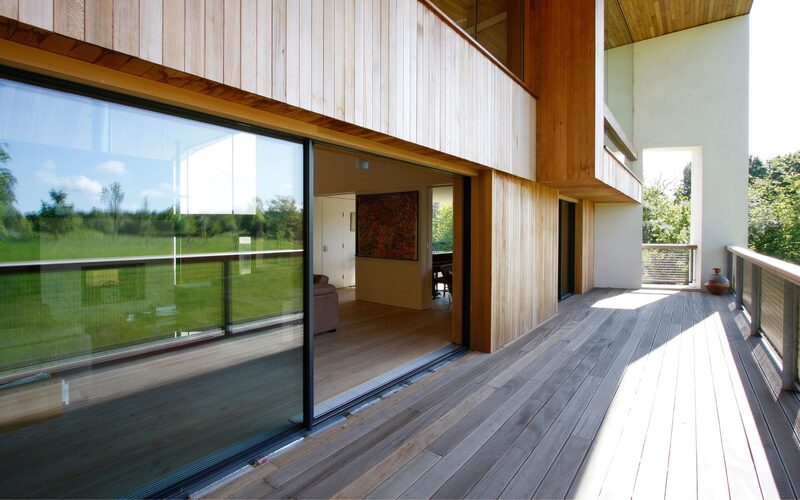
[{"left": 0, "top": 234, "right": 303, "bottom": 371}]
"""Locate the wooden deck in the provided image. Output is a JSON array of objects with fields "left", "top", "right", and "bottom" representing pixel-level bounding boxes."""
[
  {"left": 210, "top": 288, "right": 800, "bottom": 499},
  {"left": 0, "top": 291, "right": 452, "bottom": 498}
]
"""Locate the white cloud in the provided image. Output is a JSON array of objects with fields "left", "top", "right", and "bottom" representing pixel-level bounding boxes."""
[
  {"left": 93, "top": 160, "right": 128, "bottom": 175},
  {"left": 36, "top": 163, "right": 103, "bottom": 197}
]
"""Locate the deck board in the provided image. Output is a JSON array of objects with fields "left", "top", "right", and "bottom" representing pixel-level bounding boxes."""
[{"left": 208, "top": 289, "right": 800, "bottom": 500}]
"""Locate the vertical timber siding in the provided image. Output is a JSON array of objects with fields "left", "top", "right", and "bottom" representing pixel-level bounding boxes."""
[
  {"left": 471, "top": 170, "right": 558, "bottom": 351},
  {"left": 576, "top": 199, "right": 594, "bottom": 293},
  {"left": 0, "top": 0, "right": 535, "bottom": 179}
]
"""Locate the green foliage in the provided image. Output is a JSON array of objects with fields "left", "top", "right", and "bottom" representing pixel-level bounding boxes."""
[
  {"left": 262, "top": 195, "right": 302, "bottom": 243},
  {"left": 432, "top": 201, "right": 454, "bottom": 252},
  {"left": 748, "top": 151, "right": 800, "bottom": 264},
  {"left": 679, "top": 162, "right": 692, "bottom": 199},
  {"left": 0, "top": 143, "right": 31, "bottom": 238},
  {"left": 642, "top": 181, "right": 690, "bottom": 244}
]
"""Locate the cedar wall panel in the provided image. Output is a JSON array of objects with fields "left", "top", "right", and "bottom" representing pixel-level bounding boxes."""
[
  {"left": 0, "top": 0, "right": 535, "bottom": 179},
  {"left": 482, "top": 170, "right": 558, "bottom": 350},
  {"left": 576, "top": 199, "right": 594, "bottom": 293}
]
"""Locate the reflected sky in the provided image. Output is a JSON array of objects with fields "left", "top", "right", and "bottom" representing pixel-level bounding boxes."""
[{"left": 0, "top": 78, "right": 303, "bottom": 214}]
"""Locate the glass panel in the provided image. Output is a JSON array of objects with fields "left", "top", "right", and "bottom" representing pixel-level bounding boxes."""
[
  {"left": 0, "top": 77, "right": 304, "bottom": 497},
  {"left": 429, "top": 0, "right": 524, "bottom": 79}
]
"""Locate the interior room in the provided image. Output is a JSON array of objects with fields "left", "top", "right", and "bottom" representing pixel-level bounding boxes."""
[{"left": 311, "top": 145, "right": 464, "bottom": 414}]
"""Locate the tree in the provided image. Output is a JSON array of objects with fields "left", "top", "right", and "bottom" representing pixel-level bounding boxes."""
[
  {"left": 101, "top": 181, "right": 125, "bottom": 237},
  {"left": 432, "top": 202, "right": 454, "bottom": 252},
  {"left": 0, "top": 143, "right": 18, "bottom": 237},
  {"left": 642, "top": 182, "right": 690, "bottom": 244},
  {"left": 38, "top": 189, "right": 75, "bottom": 237},
  {"left": 264, "top": 196, "right": 302, "bottom": 243},
  {"left": 748, "top": 151, "right": 800, "bottom": 264},
  {"left": 678, "top": 162, "right": 692, "bottom": 200}
]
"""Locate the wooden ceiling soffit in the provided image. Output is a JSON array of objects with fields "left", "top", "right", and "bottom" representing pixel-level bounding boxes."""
[{"left": 605, "top": 0, "right": 753, "bottom": 50}]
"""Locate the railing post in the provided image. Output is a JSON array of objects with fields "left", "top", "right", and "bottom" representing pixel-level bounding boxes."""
[
  {"left": 750, "top": 265, "right": 761, "bottom": 336},
  {"left": 783, "top": 282, "right": 799, "bottom": 391},
  {"left": 726, "top": 250, "right": 733, "bottom": 286},
  {"left": 223, "top": 258, "right": 232, "bottom": 335},
  {"left": 735, "top": 256, "right": 744, "bottom": 309}
]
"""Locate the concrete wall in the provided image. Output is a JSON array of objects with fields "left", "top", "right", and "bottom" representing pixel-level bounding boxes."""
[
  {"left": 595, "top": 16, "right": 749, "bottom": 288},
  {"left": 633, "top": 16, "right": 749, "bottom": 277}
]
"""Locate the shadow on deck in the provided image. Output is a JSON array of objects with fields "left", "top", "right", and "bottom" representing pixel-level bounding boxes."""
[{"left": 209, "top": 288, "right": 800, "bottom": 499}]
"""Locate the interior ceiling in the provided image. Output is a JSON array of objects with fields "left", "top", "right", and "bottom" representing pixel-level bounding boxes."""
[{"left": 605, "top": 0, "right": 753, "bottom": 49}]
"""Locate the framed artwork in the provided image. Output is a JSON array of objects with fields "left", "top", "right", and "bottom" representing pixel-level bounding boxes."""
[{"left": 356, "top": 191, "right": 418, "bottom": 261}]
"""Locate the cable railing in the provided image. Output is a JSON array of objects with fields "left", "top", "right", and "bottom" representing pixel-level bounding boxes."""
[
  {"left": 642, "top": 244, "right": 697, "bottom": 286},
  {"left": 727, "top": 245, "right": 800, "bottom": 391}
]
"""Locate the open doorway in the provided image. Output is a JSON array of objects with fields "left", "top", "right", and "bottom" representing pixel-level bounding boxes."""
[
  {"left": 641, "top": 147, "right": 702, "bottom": 287},
  {"left": 311, "top": 145, "right": 466, "bottom": 417},
  {"left": 558, "top": 199, "right": 576, "bottom": 300}
]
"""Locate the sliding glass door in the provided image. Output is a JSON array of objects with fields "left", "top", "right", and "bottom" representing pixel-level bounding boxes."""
[{"left": 0, "top": 72, "right": 306, "bottom": 497}]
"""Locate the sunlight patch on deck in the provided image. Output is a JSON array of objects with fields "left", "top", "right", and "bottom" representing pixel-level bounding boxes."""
[{"left": 591, "top": 289, "right": 677, "bottom": 310}]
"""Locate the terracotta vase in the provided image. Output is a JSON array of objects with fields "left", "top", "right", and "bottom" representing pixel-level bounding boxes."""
[{"left": 705, "top": 268, "right": 731, "bottom": 295}]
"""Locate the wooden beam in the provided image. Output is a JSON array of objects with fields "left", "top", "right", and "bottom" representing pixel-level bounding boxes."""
[{"left": 604, "top": 103, "right": 638, "bottom": 161}]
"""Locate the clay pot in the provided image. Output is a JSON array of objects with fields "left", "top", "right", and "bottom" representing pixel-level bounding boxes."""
[{"left": 705, "top": 268, "right": 731, "bottom": 295}]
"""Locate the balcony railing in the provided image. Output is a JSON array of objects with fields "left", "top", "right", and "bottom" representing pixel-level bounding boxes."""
[
  {"left": 642, "top": 244, "right": 697, "bottom": 286},
  {"left": 727, "top": 245, "right": 800, "bottom": 391},
  {"left": 0, "top": 249, "right": 303, "bottom": 384}
]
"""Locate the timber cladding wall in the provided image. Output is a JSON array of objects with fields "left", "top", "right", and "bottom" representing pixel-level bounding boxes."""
[
  {"left": 576, "top": 199, "right": 594, "bottom": 293},
  {"left": 0, "top": 0, "right": 535, "bottom": 180},
  {"left": 471, "top": 170, "right": 559, "bottom": 352}
]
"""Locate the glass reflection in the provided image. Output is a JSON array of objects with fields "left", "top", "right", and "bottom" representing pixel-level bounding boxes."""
[
  {"left": 430, "top": 0, "right": 524, "bottom": 78},
  {"left": 0, "top": 77, "right": 304, "bottom": 497}
]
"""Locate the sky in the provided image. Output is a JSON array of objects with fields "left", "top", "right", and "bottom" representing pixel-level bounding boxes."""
[
  {"left": 1, "top": 78, "right": 303, "bottom": 215},
  {"left": 748, "top": 0, "right": 800, "bottom": 160}
]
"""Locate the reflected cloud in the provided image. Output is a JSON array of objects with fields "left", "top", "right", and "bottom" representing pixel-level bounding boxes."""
[
  {"left": 93, "top": 160, "right": 128, "bottom": 175},
  {"left": 35, "top": 161, "right": 102, "bottom": 197}
]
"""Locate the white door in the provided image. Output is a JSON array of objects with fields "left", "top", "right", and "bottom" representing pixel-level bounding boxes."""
[
  {"left": 318, "top": 196, "right": 356, "bottom": 288},
  {"left": 341, "top": 199, "right": 356, "bottom": 287},
  {"left": 321, "top": 197, "right": 342, "bottom": 286}
]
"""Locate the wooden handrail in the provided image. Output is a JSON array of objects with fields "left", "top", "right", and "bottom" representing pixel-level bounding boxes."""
[
  {"left": 727, "top": 245, "right": 800, "bottom": 287},
  {"left": 643, "top": 243, "right": 697, "bottom": 249},
  {"left": 603, "top": 146, "right": 643, "bottom": 184},
  {"left": 0, "top": 249, "right": 303, "bottom": 274},
  {"left": 604, "top": 104, "right": 638, "bottom": 161}
]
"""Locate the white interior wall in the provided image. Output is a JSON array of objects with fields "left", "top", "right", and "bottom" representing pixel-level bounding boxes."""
[
  {"left": 314, "top": 148, "right": 452, "bottom": 310},
  {"left": 596, "top": 16, "right": 749, "bottom": 288}
]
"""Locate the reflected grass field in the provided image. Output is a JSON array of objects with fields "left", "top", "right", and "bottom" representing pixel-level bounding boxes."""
[{"left": 0, "top": 235, "right": 303, "bottom": 370}]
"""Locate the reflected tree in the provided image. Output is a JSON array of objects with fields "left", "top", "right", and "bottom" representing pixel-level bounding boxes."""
[
  {"left": 101, "top": 182, "right": 125, "bottom": 237},
  {"left": 38, "top": 189, "right": 75, "bottom": 238}
]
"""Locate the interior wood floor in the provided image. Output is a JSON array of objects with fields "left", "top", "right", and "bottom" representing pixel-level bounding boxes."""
[
  {"left": 0, "top": 290, "right": 453, "bottom": 498},
  {"left": 210, "top": 289, "right": 800, "bottom": 500},
  {"left": 315, "top": 288, "right": 453, "bottom": 403}
]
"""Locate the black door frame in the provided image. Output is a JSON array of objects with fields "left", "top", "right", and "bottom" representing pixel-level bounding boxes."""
[{"left": 307, "top": 145, "right": 471, "bottom": 426}]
